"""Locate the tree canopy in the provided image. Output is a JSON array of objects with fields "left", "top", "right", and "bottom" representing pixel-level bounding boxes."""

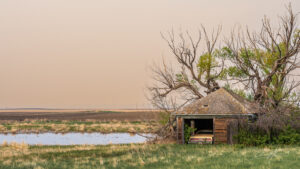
[{"left": 149, "top": 4, "right": 300, "bottom": 111}]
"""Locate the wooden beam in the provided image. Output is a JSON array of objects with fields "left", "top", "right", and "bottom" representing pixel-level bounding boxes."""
[{"left": 176, "top": 114, "right": 251, "bottom": 119}]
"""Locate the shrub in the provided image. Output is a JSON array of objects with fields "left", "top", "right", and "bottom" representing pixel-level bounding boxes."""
[
  {"left": 275, "top": 126, "right": 300, "bottom": 145},
  {"left": 184, "top": 124, "right": 196, "bottom": 143},
  {"left": 235, "top": 128, "right": 270, "bottom": 146},
  {"left": 235, "top": 123, "right": 300, "bottom": 146}
]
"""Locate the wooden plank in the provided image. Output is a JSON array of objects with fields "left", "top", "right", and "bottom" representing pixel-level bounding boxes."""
[
  {"left": 215, "top": 120, "right": 228, "bottom": 125},
  {"left": 214, "top": 131, "right": 227, "bottom": 136},
  {"left": 215, "top": 131, "right": 227, "bottom": 134},
  {"left": 177, "top": 117, "right": 184, "bottom": 144},
  {"left": 214, "top": 119, "right": 229, "bottom": 130},
  {"left": 215, "top": 135, "right": 227, "bottom": 139},
  {"left": 215, "top": 134, "right": 227, "bottom": 137},
  {"left": 214, "top": 129, "right": 227, "bottom": 132},
  {"left": 215, "top": 130, "right": 227, "bottom": 134},
  {"left": 214, "top": 118, "right": 230, "bottom": 144},
  {"left": 215, "top": 118, "right": 227, "bottom": 122},
  {"left": 215, "top": 133, "right": 227, "bottom": 137},
  {"left": 215, "top": 123, "right": 227, "bottom": 127},
  {"left": 215, "top": 121, "right": 227, "bottom": 125},
  {"left": 214, "top": 126, "right": 227, "bottom": 130},
  {"left": 215, "top": 119, "right": 227, "bottom": 122},
  {"left": 215, "top": 122, "right": 227, "bottom": 125},
  {"left": 215, "top": 119, "right": 228, "bottom": 123},
  {"left": 215, "top": 135, "right": 227, "bottom": 140}
]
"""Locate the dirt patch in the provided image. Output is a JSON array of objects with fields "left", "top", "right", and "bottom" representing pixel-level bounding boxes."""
[{"left": 0, "top": 110, "right": 160, "bottom": 122}]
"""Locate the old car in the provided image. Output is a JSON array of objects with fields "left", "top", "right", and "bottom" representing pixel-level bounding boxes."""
[{"left": 189, "top": 130, "right": 214, "bottom": 144}]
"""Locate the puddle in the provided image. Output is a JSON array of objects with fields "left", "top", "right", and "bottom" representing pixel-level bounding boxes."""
[{"left": 0, "top": 133, "right": 155, "bottom": 145}]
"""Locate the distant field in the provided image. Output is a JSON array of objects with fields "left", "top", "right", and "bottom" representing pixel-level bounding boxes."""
[
  {"left": 0, "top": 144, "right": 299, "bottom": 169},
  {"left": 0, "top": 109, "right": 160, "bottom": 121}
]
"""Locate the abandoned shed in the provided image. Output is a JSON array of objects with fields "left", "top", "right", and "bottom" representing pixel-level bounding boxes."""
[{"left": 173, "top": 88, "right": 259, "bottom": 144}]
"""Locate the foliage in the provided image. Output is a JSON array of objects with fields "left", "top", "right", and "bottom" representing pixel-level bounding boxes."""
[
  {"left": 275, "top": 126, "right": 300, "bottom": 145},
  {"left": 221, "top": 7, "right": 300, "bottom": 107},
  {"left": 235, "top": 128, "right": 270, "bottom": 146},
  {"left": 158, "top": 111, "right": 171, "bottom": 125},
  {"left": 184, "top": 124, "right": 197, "bottom": 143},
  {"left": 235, "top": 120, "right": 300, "bottom": 146}
]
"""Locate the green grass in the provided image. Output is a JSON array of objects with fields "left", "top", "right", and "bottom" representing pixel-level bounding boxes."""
[{"left": 0, "top": 144, "right": 299, "bottom": 169}]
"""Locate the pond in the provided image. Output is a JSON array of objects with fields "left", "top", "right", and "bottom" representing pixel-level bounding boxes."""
[{"left": 0, "top": 133, "right": 155, "bottom": 145}]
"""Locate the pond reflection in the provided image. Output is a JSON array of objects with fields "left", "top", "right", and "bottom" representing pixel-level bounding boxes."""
[{"left": 0, "top": 133, "right": 154, "bottom": 145}]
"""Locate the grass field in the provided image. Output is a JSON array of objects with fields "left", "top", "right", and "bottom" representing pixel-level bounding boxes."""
[
  {"left": 0, "top": 120, "right": 160, "bottom": 134},
  {"left": 0, "top": 143, "right": 299, "bottom": 169}
]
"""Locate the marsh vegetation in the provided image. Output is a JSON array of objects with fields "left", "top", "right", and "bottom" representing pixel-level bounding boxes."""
[{"left": 0, "top": 120, "right": 160, "bottom": 134}]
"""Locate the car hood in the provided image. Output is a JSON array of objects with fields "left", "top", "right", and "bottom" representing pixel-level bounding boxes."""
[{"left": 190, "top": 134, "right": 213, "bottom": 138}]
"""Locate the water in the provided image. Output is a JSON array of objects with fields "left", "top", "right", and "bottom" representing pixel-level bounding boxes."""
[{"left": 0, "top": 133, "right": 154, "bottom": 145}]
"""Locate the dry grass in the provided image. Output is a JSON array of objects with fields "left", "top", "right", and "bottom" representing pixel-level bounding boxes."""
[{"left": 0, "top": 120, "right": 160, "bottom": 134}]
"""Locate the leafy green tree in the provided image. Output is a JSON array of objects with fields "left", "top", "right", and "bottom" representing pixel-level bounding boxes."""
[{"left": 221, "top": 5, "right": 300, "bottom": 108}]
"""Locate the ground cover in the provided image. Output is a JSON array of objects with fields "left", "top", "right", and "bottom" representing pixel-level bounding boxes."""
[{"left": 0, "top": 143, "right": 299, "bottom": 169}]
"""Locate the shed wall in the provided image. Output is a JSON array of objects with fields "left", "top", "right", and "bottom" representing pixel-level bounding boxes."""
[{"left": 214, "top": 118, "right": 229, "bottom": 144}]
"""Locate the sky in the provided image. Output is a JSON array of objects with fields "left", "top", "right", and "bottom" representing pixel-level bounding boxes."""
[{"left": 0, "top": 0, "right": 299, "bottom": 109}]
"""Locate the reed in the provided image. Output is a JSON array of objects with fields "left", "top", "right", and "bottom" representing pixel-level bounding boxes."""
[{"left": 0, "top": 120, "right": 160, "bottom": 134}]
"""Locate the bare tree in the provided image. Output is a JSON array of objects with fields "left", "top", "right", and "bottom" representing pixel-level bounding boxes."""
[
  {"left": 148, "top": 26, "right": 226, "bottom": 138},
  {"left": 149, "top": 26, "right": 224, "bottom": 109}
]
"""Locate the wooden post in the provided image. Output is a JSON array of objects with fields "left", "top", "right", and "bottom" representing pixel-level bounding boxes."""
[
  {"left": 227, "top": 121, "right": 233, "bottom": 144},
  {"left": 227, "top": 119, "right": 238, "bottom": 144},
  {"left": 176, "top": 117, "right": 184, "bottom": 144},
  {"left": 191, "top": 120, "right": 195, "bottom": 135}
]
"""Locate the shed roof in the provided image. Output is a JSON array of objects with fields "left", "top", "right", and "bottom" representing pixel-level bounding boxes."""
[{"left": 173, "top": 88, "right": 259, "bottom": 116}]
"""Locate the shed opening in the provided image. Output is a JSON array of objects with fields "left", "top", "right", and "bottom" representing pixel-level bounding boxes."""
[
  {"left": 184, "top": 119, "right": 213, "bottom": 134},
  {"left": 184, "top": 119, "right": 214, "bottom": 144}
]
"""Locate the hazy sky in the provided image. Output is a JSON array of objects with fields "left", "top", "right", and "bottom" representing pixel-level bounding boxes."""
[{"left": 0, "top": 0, "right": 299, "bottom": 109}]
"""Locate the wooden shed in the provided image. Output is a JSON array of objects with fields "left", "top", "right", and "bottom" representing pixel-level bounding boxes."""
[{"left": 173, "top": 88, "right": 259, "bottom": 144}]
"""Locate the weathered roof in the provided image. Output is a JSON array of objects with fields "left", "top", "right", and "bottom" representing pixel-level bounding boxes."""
[{"left": 174, "top": 88, "right": 259, "bottom": 115}]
